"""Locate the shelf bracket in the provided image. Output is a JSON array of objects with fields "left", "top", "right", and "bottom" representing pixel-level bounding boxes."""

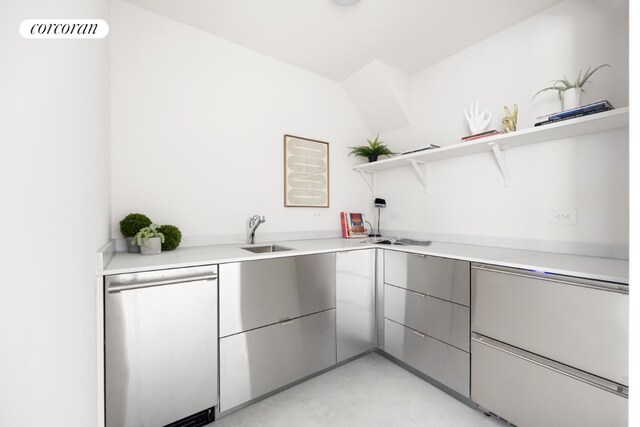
[
  {"left": 357, "top": 170, "right": 376, "bottom": 194},
  {"left": 488, "top": 142, "right": 511, "bottom": 188},
  {"left": 407, "top": 159, "right": 429, "bottom": 193}
]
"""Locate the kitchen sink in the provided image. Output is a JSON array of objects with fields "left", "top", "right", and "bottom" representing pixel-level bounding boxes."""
[{"left": 242, "top": 244, "right": 294, "bottom": 253}]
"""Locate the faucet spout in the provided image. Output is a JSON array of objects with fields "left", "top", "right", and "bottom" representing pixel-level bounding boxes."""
[{"left": 247, "top": 215, "right": 266, "bottom": 244}]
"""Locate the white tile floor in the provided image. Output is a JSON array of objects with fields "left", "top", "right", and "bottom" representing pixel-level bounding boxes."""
[{"left": 215, "top": 352, "right": 504, "bottom": 427}]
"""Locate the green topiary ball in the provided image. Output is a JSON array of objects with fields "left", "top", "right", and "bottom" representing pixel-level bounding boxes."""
[
  {"left": 120, "top": 213, "right": 152, "bottom": 237},
  {"left": 158, "top": 225, "right": 182, "bottom": 251}
]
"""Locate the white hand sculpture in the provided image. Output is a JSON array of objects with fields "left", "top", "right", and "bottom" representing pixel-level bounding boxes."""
[{"left": 464, "top": 101, "right": 492, "bottom": 135}]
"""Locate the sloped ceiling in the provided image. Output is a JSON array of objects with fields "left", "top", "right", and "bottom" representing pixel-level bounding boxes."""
[{"left": 123, "top": 0, "right": 562, "bottom": 81}]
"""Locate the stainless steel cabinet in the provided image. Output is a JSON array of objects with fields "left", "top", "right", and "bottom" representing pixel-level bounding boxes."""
[
  {"left": 219, "top": 309, "right": 336, "bottom": 412},
  {"left": 383, "top": 250, "right": 471, "bottom": 396},
  {"left": 471, "top": 263, "right": 629, "bottom": 426},
  {"left": 472, "top": 334, "right": 628, "bottom": 427},
  {"left": 385, "top": 320, "right": 469, "bottom": 397},
  {"left": 336, "top": 249, "right": 376, "bottom": 362},
  {"left": 472, "top": 264, "right": 629, "bottom": 385},
  {"left": 219, "top": 253, "right": 336, "bottom": 337},
  {"left": 105, "top": 266, "right": 218, "bottom": 427},
  {"left": 385, "top": 284, "right": 469, "bottom": 351},
  {"left": 384, "top": 250, "right": 470, "bottom": 306},
  {"left": 219, "top": 253, "right": 338, "bottom": 412}
]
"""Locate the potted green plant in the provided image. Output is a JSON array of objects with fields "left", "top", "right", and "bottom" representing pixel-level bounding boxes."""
[
  {"left": 533, "top": 64, "right": 610, "bottom": 110},
  {"left": 348, "top": 134, "right": 395, "bottom": 162},
  {"left": 158, "top": 224, "right": 182, "bottom": 251},
  {"left": 119, "top": 213, "right": 152, "bottom": 253},
  {"left": 132, "top": 224, "right": 165, "bottom": 255}
]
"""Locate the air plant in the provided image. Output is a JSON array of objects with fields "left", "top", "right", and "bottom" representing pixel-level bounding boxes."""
[
  {"left": 532, "top": 64, "right": 610, "bottom": 100},
  {"left": 348, "top": 134, "right": 395, "bottom": 162}
]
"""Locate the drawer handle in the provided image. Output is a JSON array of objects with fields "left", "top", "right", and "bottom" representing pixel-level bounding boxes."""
[
  {"left": 472, "top": 265, "right": 628, "bottom": 294},
  {"left": 409, "top": 290, "right": 427, "bottom": 298},
  {"left": 279, "top": 319, "right": 295, "bottom": 326},
  {"left": 107, "top": 274, "right": 218, "bottom": 293},
  {"left": 412, "top": 330, "right": 426, "bottom": 338}
]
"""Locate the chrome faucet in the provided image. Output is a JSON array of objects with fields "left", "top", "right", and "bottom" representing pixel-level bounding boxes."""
[{"left": 247, "top": 215, "right": 266, "bottom": 244}]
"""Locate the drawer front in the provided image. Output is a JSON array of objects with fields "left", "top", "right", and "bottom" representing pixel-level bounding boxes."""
[
  {"left": 219, "top": 253, "right": 336, "bottom": 337},
  {"left": 472, "top": 265, "right": 629, "bottom": 385},
  {"left": 385, "top": 284, "right": 469, "bottom": 351},
  {"left": 219, "top": 309, "right": 337, "bottom": 412},
  {"left": 336, "top": 250, "right": 376, "bottom": 363},
  {"left": 384, "top": 319, "right": 469, "bottom": 397},
  {"left": 384, "top": 250, "right": 470, "bottom": 306},
  {"left": 472, "top": 336, "right": 628, "bottom": 427}
]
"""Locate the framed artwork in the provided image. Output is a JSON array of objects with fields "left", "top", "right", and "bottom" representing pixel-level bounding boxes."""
[{"left": 284, "top": 134, "right": 330, "bottom": 207}]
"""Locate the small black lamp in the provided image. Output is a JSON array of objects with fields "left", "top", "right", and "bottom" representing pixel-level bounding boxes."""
[{"left": 369, "top": 198, "right": 386, "bottom": 237}]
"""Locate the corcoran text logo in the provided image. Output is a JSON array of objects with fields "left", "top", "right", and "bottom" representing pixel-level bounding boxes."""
[{"left": 20, "top": 19, "right": 109, "bottom": 39}]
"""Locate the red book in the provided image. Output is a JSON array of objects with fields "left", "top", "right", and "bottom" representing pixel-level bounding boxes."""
[
  {"left": 340, "top": 212, "right": 349, "bottom": 238},
  {"left": 461, "top": 129, "right": 500, "bottom": 142}
]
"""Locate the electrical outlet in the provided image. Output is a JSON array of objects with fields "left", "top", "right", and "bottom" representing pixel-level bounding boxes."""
[
  {"left": 390, "top": 211, "right": 400, "bottom": 221},
  {"left": 550, "top": 209, "right": 577, "bottom": 224},
  {"left": 312, "top": 211, "right": 322, "bottom": 221}
]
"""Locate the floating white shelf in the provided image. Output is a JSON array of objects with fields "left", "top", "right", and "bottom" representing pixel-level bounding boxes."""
[{"left": 353, "top": 107, "right": 629, "bottom": 191}]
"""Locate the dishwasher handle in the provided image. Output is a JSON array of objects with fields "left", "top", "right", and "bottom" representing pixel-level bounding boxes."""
[{"left": 107, "top": 274, "right": 218, "bottom": 293}]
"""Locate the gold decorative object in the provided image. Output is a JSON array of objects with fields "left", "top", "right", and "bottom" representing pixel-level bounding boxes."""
[{"left": 502, "top": 104, "right": 518, "bottom": 132}]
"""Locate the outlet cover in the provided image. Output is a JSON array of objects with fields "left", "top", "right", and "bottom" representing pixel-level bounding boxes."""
[
  {"left": 550, "top": 209, "right": 577, "bottom": 224},
  {"left": 390, "top": 211, "right": 400, "bottom": 221}
]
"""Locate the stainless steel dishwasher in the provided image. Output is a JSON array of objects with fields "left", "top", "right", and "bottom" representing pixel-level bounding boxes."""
[{"left": 105, "top": 266, "right": 218, "bottom": 427}]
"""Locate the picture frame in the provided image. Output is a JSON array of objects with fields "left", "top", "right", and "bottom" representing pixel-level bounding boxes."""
[{"left": 283, "top": 134, "right": 330, "bottom": 207}]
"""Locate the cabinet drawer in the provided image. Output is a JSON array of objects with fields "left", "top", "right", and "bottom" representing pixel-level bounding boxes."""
[
  {"left": 384, "top": 319, "right": 469, "bottom": 397},
  {"left": 472, "top": 264, "right": 629, "bottom": 385},
  {"left": 384, "top": 251, "right": 469, "bottom": 306},
  {"left": 219, "top": 253, "right": 336, "bottom": 337},
  {"left": 471, "top": 335, "right": 628, "bottom": 427},
  {"left": 385, "top": 284, "right": 469, "bottom": 351},
  {"left": 219, "top": 309, "right": 336, "bottom": 412}
]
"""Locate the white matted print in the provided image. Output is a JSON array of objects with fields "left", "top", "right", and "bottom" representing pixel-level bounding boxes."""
[{"left": 284, "top": 134, "right": 329, "bottom": 207}]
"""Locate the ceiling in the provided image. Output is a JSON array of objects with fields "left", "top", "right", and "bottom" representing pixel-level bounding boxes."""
[{"left": 124, "top": 0, "right": 563, "bottom": 81}]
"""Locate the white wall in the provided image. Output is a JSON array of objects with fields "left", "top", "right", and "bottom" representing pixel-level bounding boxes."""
[
  {"left": 0, "top": 0, "right": 110, "bottom": 426},
  {"left": 111, "top": 0, "right": 373, "bottom": 244},
  {"left": 378, "top": 0, "right": 629, "bottom": 257}
]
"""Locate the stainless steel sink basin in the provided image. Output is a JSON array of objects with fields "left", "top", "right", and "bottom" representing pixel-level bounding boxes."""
[{"left": 242, "top": 244, "right": 293, "bottom": 253}]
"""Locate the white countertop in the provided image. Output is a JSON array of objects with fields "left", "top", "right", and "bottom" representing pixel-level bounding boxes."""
[{"left": 102, "top": 238, "right": 628, "bottom": 284}]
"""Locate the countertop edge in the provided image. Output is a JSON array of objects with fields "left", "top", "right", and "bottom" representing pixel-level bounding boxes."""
[{"left": 99, "top": 238, "right": 629, "bottom": 285}]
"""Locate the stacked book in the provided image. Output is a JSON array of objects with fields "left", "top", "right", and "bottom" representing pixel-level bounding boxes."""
[
  {"left": 401, "top": 144, "right": 441, "bottom": 155},
  {"left": 460, "top": 129, "right": 501, "bottom": 142},
  {"left": 535, "top": 100, "right": 614, "bottom": 127},
  {"left": 340, "top": 212, "right": 368, "bottom": 238}
]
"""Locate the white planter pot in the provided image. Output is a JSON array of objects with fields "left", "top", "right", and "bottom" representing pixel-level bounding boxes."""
[
  {"left": 126, "top": 236, "right": 140, "bottom": 253},
  {"left": 140, "top": 237, "right": 161, "bottom": 255},
  {"left": 563, "top": 88, "right": 582, "bottom": 110}
]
